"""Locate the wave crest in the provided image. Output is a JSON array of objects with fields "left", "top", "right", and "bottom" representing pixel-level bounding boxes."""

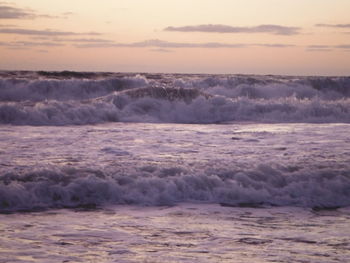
[
  {"left": 0, "top": 72, "right": 349, "bottom": 125},
  {"left": 1, "top": 164, "right": 349, "bottom": 212}
]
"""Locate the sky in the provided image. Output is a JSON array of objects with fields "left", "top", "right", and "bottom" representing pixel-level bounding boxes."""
[{"left": 0, "top": 0, "right": 350, "bottom": 75}]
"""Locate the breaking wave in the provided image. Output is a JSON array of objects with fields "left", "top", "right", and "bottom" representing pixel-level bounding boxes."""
[
  {"left": 1, "top": 163, "right": 349, "bottom": 212},
  {"left": 0, "top": 71, "right": 349, "bottom": 125}
]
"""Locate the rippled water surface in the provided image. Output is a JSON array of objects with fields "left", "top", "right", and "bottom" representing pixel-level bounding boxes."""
[
  {"left": 1, "top": 123, "right": 350, "bottom": 210},
  {"left": 1, "top": 204, "right": 349, "bottom": 263}
]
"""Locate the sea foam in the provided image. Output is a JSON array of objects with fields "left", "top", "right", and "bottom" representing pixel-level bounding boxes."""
[
  {"left": 1, "top": 163, "right": 349, "bottom": 212},
  {"left": 0, "top": 72, "right": 349, "bottom": 125}
]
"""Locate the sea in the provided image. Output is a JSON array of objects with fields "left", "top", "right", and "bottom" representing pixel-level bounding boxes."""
[{"left": 0, "top": 71, "right": 349, "bottom": 262}]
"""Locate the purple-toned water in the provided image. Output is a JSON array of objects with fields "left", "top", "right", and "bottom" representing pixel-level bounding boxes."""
[{"left": 0, "top": 71, "right": 349, "bottom": 262}]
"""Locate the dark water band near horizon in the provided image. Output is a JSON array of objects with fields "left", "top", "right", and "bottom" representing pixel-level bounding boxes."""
[{"left": 0, "top": 71, "right": 349, "bottom": 262}]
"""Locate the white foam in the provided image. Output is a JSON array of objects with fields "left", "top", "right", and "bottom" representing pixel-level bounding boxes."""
[
  {"left": 1, "top": 163, "right": 349, "bottom": 211},
  {"left": 1, "top": 92, "right": 349, "bottom": 125},
  {"left": 0, "top": 75, "right": 148, "bottom": 102},
  {"left": 1, "top": 74, "right": 349, "bottom": 125}
]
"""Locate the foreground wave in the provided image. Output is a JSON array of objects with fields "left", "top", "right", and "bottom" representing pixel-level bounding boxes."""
[
  {"left": 0, "top": 71, "right": 349, "bottom": 125},
  {"left": 1, "top": 163, "right": 349, "bottom": 212}
]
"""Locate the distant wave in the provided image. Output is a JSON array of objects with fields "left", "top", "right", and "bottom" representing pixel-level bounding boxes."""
[
  {"left": 1, "top": 163, "right": 349, "bottom": 212},
  {"left": 0, "top": 89, "right": 349, "bottom": 125},
  {"left": 0, "top": 72, "right": 349, "bottom": 125},
  {"left": 0, "top": 75, "right": 148, "bottom": 102}
]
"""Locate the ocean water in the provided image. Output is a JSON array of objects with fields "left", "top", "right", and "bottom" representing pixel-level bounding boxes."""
[{"left": 0, "top": 71, "right": 349, "bottom": 262}]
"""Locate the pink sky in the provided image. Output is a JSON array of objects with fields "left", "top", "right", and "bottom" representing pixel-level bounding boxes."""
[{"left": 1, "top": 0, "right": 350, "bottom": 75}]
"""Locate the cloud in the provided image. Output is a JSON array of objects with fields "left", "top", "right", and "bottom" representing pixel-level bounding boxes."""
[
  {"left": 75, "top": 39, "right": 350, "bottom": 53},
  {"left": 306, "top": 45, "right": 332, "bottom": 51},
  {"left": 58, "top": 38, "right": 114, "bottom": 43},
  {"left": 307, "top": 44, "right": 350, "bottom": 50},
  {"left": 305, "top": 44, "right": 350, "bottom": 52},
  {"left": 0, "top": 40, "right": 64, "bottom": 48},
  {"left": 76, "top": 39, "right": 246, "bottom": 48},
  {"left": 13, "top": 41, "right": 64, "bottom": 47},
  {"left": 254, "top": 43, "right": 295, "bottom": 48},
  {"left": 0, "top": 41, "right": 62, "bottom": 51},
  {"left": 62, "top": 12, "right": 74, "bottom": 16},
  {"left": 139, "top": 39, "right": 248, "bottom": 48},
  {"left": 315, "top": 23, "right": 350, "bottom": 28},
  {"left": 306, "top": 49, "right": 332, "bottom": 52},
  {"left": 0, "top": 27, "right": 101, "bottom": 36},
  {"left": 60, "top": 11, "right": 75, "bottom": 19},
  {"left": 74, "top": 39, "right": 296, "bottom": 49},
  {"left": 306, "top": 45, "right": 333, "bottom": 52},
  {"left": 335, "top": 44, "right": 350, "bottom": 49},
  {"left": 164, "top": 24, "right": 301, "bottom": 35},
  {"left": 30, "top": 37, "right": 115, "bottom": 43},
  {"left": 308, "top": 45, "right": 331, "bottom": 49},
  {"left": 0, "top": 3, "right": 35, "bottom": 19},
  {"left": 0, "top": 2, "right": 57, "bottom": 19},
  {"left": 150, "top": 48, "right": 174, "bottom": 53},
  {"left": 75, "top": 39, "right": 249, "bottom": 48}
]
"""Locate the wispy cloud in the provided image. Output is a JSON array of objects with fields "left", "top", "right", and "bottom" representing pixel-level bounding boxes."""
[
  {"left": 0, "top": 3, "right": 35, "bottom": 19},
  {"left": 0, "top": 40, "right": 64, "bottom": 52},
  {"left": 13, "top": 41, "right": 64, "bottom": 47},
  {"left": 0, "top": 23, "right": 16, "bottom": 27},
  {"left": 315, "top": 23, "right": 350, "bottom": 28},
  {"left": 254, "top": 43, "right": 295, "bottom": 48},
  {"left": 306, "top": 49, "right": 332, "bottom": 52},
  {"left": 0, "top": 40, "right": 64, "bottom": 48},
  {"left": 335, "top": 44, "right": 350, "bottom": 49},
  {"left": 0, "top": 27, "right": 101, "bottom": 36},
  {"left": 73, "top": 39, "right": 350, "bottom": 53},
  {"left": 75, "top": 39, "right": 247, "bottom": 48},
  {"left": 307, "top": 45, "right": 331, "bottom": 49},
  {"left": 30, "top": 37, "right": 115, "bottom": 43},
  {"left": 74, "top": 39, "right": 295, "bottom": 49},
  {"left": 164, "top": 24, "right": 301, "bottom": 35},
  {"left": 305, "top": 44, "right": 350, "bottom": 52},
  {"left": 62, "top": 11, "right": 74, "bottom": 15},
  {"left": 0, "top": 2, "right": 57, "bottom": 19},
  {"left": 57, "top": 38, "right": 114, "bottom": 43},
  {"left": 62, "top": 12, "right": 74, "bottom": 16},
  {"left": 150, "top": 48, "right": 174, "bottom": 53},
  {"left": 306, "top": 45, "right": 333, "bottom": 52}
]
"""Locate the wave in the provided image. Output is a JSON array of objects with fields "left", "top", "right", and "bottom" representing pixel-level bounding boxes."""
[
  {"left": 0, "top": 89, "right": 349, "bottom": 125},
  {"left": 1, "top": 73, "right": 350, "bottom": 102},
  {"left": 0, "top": 75, "right": 148, "bottom": 102},
  {"left": 1, "top": 163, "right": 349, "bottom": 212},
  {"left": 0, "top": 72, "right": 349, "bottom": 125}
]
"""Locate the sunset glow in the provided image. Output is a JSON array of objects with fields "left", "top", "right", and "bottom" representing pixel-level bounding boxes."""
[{"left": 1, "top": 0, "right": 350, "bottom": 75}]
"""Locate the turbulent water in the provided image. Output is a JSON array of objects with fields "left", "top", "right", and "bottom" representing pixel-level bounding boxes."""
[
  {"left": 0, "top": 71, "right": 349, "bottom": 125},
  {"left": 0, "top": 71, "right": 349, "bottom": 262}
]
